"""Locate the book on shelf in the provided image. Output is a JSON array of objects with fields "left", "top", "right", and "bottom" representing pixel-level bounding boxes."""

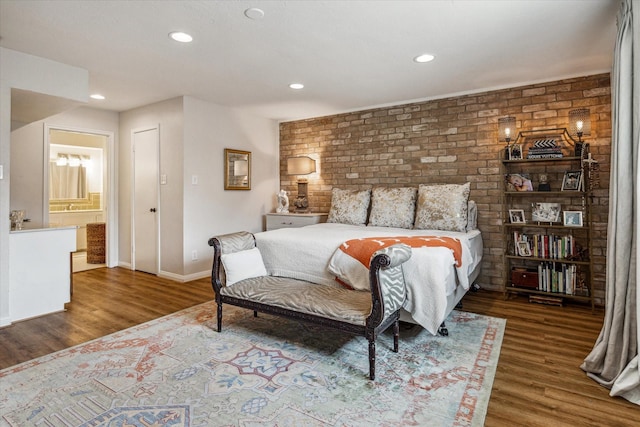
[
  {"left": 526, "top": 139, "right": 564, "bottom": 159},
  {"left": 512, "top": 231, "right": 577, "bottom": 259},
  {"left": 536, "top": 262, "right": 582, "bottom": 296}
]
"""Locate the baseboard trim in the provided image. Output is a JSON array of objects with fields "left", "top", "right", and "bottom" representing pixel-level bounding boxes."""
[
  {"left": 0, "top": 316, "right": 12, "bottom": 327},
  {"left": 115, "top": 262, "right": 209, "bottom": 283},
  {"left": 118, "top": 261, "right": 132, "bottom": 269},
  {"left": 158, "top": 270, "right": 210, "bottom": 283}
]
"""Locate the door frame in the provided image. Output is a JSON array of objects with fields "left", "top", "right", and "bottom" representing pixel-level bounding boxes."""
[
  {"left": 131, "top": 125, "right": 160, "bottom": 273},
  {"left": 43, "top": 124, "right": 117, "bottom": 267}
]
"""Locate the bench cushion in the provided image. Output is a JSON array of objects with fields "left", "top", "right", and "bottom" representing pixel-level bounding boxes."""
[{"left": 220, "top": 276, "right": 372, "bottom": 326}]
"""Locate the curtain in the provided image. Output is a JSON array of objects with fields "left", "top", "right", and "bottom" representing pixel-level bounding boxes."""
[
  {"left": 49, "top": 163, "right": 87, "bottom": 200},
  {"left": 581, "top": 0, "right": 640, "bottom": 405}
]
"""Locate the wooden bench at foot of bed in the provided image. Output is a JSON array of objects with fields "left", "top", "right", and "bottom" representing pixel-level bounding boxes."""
[{"left": 208, "top": 231, "right": 412, "bottom": 380}]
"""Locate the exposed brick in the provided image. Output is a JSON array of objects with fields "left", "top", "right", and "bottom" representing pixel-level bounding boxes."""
[
  {"left": 523, "top": 87, "right": 546, "bottom": 96},
  {"left": 279, "top": 73, "right": 611, "bottom": 303}
]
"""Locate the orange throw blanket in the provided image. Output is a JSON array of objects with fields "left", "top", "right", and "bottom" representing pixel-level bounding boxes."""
[
  {"left": 339, "top": 236, "right": 463, "bottom": 269},
  {"left": 328, "top": 236, "right": 464, "bottom": 292}
]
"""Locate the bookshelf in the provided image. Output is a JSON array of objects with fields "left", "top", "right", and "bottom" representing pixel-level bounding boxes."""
[{"left": 502, "top": 132, "right": 595, "bottom": 310}]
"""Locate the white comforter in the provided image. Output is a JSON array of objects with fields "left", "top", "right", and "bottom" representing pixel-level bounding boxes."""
[{"left": 254, "top": 223, "right": 482, "bottom": 335}]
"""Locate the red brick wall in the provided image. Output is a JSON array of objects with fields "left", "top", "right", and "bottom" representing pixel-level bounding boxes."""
[{"left": 279, "top": 74, "right": 611, "bottom": 303}]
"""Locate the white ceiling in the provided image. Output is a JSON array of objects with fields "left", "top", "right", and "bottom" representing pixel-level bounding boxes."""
[{"left": 0, "top": 0, "right": 619, "bottom": 122}]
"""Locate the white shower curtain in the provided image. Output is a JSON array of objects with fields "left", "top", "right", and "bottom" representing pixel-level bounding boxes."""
[
  {"left": 49, "top": 162, "right": 87, "bottom": 200},
  {"left": 581, "top": 0, "right": 640, "bottom": 405}
]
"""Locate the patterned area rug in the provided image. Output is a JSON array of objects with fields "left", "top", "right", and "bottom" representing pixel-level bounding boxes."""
[{"left": 0, "top": 301, "right": 505, "bottom": 426}]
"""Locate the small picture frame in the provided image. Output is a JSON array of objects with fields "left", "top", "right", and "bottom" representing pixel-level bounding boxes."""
[
  {"left": 563, "top": 211, "right": 583, "bottom": 227},
  {"left": 517, "top": 240, "right": 532, "bottom": 257},
  {"left": 505, "top": 173, "right": 533, "bottom": 192},
  {"left": 561, "top": 170, "right": 583, "bottom": 191},
  {"left": 532, "top": 202, "right": 561, "bottom": 223},
  {"left": 509, "top": 209, "right": 526, "bottom": 224},
  {"left": 508, "top": 144, "right": 523, "bottom": 160}
]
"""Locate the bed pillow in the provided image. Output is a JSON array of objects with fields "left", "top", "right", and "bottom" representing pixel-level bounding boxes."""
[
  {"left": 327, "top": 188, "right": 371, "bottom": 226},
  {"left": 414, "top": 183, "right": 470, "bottom": 232},
  {"left": 220, "top": 247, "right": 267, "bottom": 286},
  {"left": 368, "top": 187, "right": 417, "bottom": 228},
  {"left": 467, "top": 200, "right": 477, "bottom": 231}
]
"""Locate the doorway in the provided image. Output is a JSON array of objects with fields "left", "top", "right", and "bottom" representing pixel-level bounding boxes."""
[{"left": 45, "top": 125, "right": 114, "bottom": 272}]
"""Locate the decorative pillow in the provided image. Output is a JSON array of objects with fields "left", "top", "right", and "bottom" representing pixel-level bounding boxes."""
[
  {"left": 220, "top": 247, "right": 267, "bottom": 286},
  {"left": 414, "top": 183, "right": 470, "bottom": 232},
  {"left": 368, "top": 187, "right": 417, "bottom": 228},
  {"left": 327, "top": 188, "right": 371, "bottom": 226},
  {"left": 467, "top": 200, "right": 478, "bottom": 231}
]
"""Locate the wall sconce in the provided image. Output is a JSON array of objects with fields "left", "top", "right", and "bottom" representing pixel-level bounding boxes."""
[
  {"left": 569, "top": 108, "right": 591, "bottom": 142},
  {"left": 498, "top": 116, "right": 516, "bottom": 160},
  {"left": 569, "top": 108, "right": 591, "bottom": 158},
  {"left": 287, "top": 156, "right": 317, "bottom": 213}
]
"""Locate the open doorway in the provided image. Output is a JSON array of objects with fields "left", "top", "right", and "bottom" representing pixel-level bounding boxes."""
[{"left": 46, "top": 126, "right": 111, "bottom": 272}]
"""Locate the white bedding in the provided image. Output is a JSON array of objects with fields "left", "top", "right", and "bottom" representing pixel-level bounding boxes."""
[{"left": 254, "top": 223, "right": 483, "bottom": 335}]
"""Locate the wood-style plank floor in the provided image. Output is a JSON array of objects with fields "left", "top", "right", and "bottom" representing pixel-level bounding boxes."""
[{"left": 0, "top": 268, "right": 637, "bottom": 426}]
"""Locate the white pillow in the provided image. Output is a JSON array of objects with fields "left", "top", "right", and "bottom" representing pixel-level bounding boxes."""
[{"left": 220, "top": 247, "right": 267, "bottom": 286}]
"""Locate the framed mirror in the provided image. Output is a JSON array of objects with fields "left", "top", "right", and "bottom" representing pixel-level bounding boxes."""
[{"left": 224, "top": 148, "right": 251, "bottom": 190}]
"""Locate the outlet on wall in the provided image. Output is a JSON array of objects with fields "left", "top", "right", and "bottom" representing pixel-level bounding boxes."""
[{"left": 191, "top": 250, "right": 198, "bottom": 261}]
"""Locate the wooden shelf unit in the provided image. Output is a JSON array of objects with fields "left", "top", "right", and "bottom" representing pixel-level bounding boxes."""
[{"left": 502, "top": 136, "right": 595, "bottom": 311}]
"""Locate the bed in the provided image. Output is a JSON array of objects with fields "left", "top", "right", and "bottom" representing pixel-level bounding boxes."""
[{"left": 254, "top": 183, "right": 483, "bottom": 335}]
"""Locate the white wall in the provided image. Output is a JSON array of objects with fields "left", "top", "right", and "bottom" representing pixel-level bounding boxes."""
[
  {"left": 10, "top": 108, "right": 119, "bottom": 227},
  {"left": 0, "top": 47, "right": 88, "bottom": 326},
  {"left": 118, "top": 96, "right": 279, "bottom": 280},
  {"left": 183, "top": 96, "right": 279, "bottom": 277},
  {"left": 118, "top": 97, "right": 185, "bottom": 274}
]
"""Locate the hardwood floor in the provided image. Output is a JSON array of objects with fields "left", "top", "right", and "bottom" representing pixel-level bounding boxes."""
[
  {"left": 462, "top": 290, "right": 639, "bottom": 427},
  {"left": 0, "top": 268, "right": 637, "bottom": 425}
]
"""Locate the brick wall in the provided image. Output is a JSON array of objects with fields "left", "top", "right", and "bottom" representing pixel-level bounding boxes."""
[{"left": 279, "top": 73, "right": 611, "bottom": 303}]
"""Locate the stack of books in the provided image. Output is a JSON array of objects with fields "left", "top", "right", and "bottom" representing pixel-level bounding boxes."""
[{"left": 527, "top": 139, "right": 563, "bottom": 159}]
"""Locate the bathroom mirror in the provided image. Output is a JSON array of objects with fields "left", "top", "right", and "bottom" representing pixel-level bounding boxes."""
[{"left": 224, "top": 148, "right": 251, "bottom": 190}]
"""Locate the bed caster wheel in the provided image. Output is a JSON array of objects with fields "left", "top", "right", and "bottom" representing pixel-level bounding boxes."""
[
  {"left": 438, "top": 322, "right": 448, "bottom": 336},
  {"left": 471, "top": 283, "right": 481, "bottom": 292}
]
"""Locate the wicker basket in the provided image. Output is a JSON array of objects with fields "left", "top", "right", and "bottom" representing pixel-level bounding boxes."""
[{"left": 86, "top": 222, "right": 106, "bottom": 264}]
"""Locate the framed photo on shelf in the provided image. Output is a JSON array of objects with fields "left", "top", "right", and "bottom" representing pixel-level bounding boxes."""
[
  {"left": 532, "top": 202, "right": 561, "bottom": 223},
  {"left": 505, "top": 173, "right": 533, "bottom": 192},
  {"left": 509, "top": 209, "right": 526, "bottom": 224},
  {"left": 517, "top": 240, "right": 532, "bottom": 257},
  {"left": 561, "top": 170, "right": 583, "bottom": 191},
  {"left": 508, "top": 144, "right": 523, "bottom": 160},
  {"left": 563, "top": 210, "right": 583, "bottom": 227}
]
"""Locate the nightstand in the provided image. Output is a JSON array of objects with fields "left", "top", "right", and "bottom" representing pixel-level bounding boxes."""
[{"left": 265, "top": 212, "right": 329, "bottom": 231}]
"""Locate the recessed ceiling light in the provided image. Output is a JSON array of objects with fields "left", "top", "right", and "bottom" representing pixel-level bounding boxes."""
[
  {"left": 169, "top": 31, "right": 193, "bottom": 43},
  {"left": 414, "top": 54, "right": 435, "bottom": 63},
  {"left": 289, "top": 83, "right": 304, "bottom": 90},
  {"left": 90, "top": 94, "right": 105, "bottom": 100},
  {"left": 244, "top": 8, "right": 265, "bottom": 20}
]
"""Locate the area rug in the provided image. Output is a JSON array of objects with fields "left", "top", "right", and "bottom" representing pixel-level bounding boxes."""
[{"left": 0, "top": 301, "right": 505, "bottom": 427}]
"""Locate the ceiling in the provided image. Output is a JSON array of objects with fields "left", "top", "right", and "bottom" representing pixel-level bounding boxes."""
[{"left": 0, "top": 0, "right": 619, "bottom": 122}]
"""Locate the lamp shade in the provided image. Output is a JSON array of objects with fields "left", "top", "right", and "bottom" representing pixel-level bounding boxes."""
[
  {"left": 287, "top": 156, "right": 316, "bottom": 175},
  {"left": 569, "top": 108, "right": 591, "bottom": 137},
  {"left": 498, "top": 116, "right": 516, "bottom": 142}
]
